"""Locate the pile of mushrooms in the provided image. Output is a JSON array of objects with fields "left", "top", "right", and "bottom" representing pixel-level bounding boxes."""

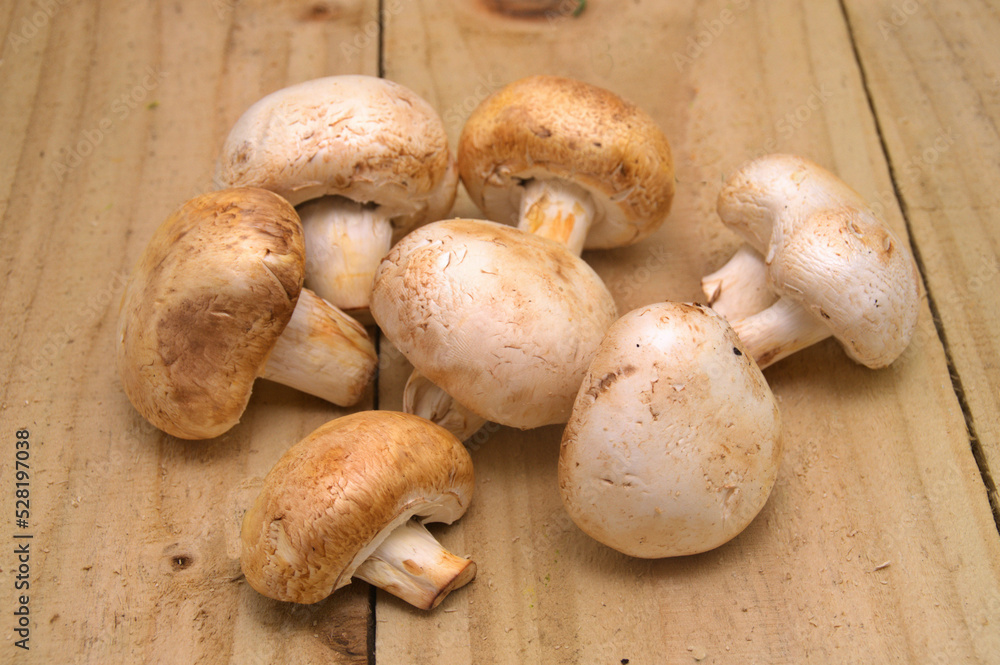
[
  {"left": 116, "top": 71, "right": 925, "bottom": 613},
  {"left": 214, "top": 75, "right": 458, "bottom": 318},
  {"left": 399, "top": 75, "right": 677, "bottom": 439}
]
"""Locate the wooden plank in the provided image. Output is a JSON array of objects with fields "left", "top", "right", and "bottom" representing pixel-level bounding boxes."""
[
  {"left": 840, "top": 0, "right": 1000, "bottom": 513},
  {"left": 378, "top": 0, "right": 1000, "bottom": 663},
  {"left": 0, "top": 0, "right": 379, "bottom": 662}
]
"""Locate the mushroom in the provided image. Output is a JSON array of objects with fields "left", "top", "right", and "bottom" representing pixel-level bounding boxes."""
[
  {"left": 116, "top": 188, "right": 377, "bottom": 440},
  {"left": 558, "top": 302, "right": 782, "bottom": 558},
  {"left": 701, "top": 244, "right": 777, "bottom": 320},
  {"left": 370, "top": 218, "right": 619, "bottom": 433},
  {"left": 458, "top": 74, "right": 675, "bottom": 256},
  {"left": 702, "top": 154, "right": 921, "bottom": 369},
  {"left": 241, "top": 410, "right": 476, "bottom": 610},
  {"left": 214, "top": 75, "right": 458, "bottom": 314}
]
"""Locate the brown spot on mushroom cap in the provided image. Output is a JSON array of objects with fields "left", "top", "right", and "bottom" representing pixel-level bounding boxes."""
[
  {"left": 458, "top": 75, "right": 674, "bottom": 249},
  {"left": 214, "top": 75, "right": 457, "bottom": 242},
  {"left": 718, "top": 154, "right": 921, "bottom": 367},
  {"left": 371, "top": 219, "right": 619, "bottom": 428},
  {"left": 768, "top": 205, "right": 920, "bottom": 367},
  {"left": 559, "top": 303, "right": 781, "bottom": 558},
  {"left": 240, "top": 411, "right": 474, "bottom": 604},
  {"left": 116, "top": 188, "right": 305, "bottom": 440}
]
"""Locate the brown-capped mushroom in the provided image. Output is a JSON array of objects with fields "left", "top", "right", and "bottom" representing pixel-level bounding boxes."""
[
  {"left": 116, "top": 188, "right": 377, "bottom": 440},
  {"left": 459, "top": 75, "right": 675, "bottom": 255},
  {"left": 371, "top": 219, "right": 619, "bottom": 435},
  {"left": 241, "top": 410, "right": 476, "bottom": 610},
  {"left": 559, "top": 302, "right": 782, "bottom": 557},
  {"left": 702, "top": 154, "right": 921, "bottom": 369},
  {"left": 215, "top": 75, "right": 458, "bottom": 314}
]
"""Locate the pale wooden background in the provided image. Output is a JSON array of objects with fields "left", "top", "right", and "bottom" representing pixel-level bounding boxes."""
[{"left": 1, "top": 1, "right": 998, "bottom": 663}]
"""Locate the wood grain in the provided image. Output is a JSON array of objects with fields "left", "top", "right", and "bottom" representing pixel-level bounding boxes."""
[
  {"left": 841, "top": 0, "right": 1000, "bottom": 515},
  {"left": 0, "top": 1, "right": 379, "bottom": 663},
  {"left": 1, "top": 0, "right": 998, "bottom": 663},
  {"left": 377, "top": 0, "right": 1000, "bottom": 663}
]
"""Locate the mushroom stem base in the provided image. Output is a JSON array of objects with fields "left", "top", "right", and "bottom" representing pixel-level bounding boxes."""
[
  {"left": 518, "top": 178, "right": 595, "bottom": 255},
  {"left": 731, "top": 296, "right": 833, "bottom": 369},
  {"left": 702, "top": 244, "right": 778, "bottom": 321},
  {"left": 299, "top": 198, "right": 394, "bottom": 311},
  {"left": 261, "top": 288, "right": 377, "bottom": 406},
  {"left": 355, "top": 518, "right": 476, "bottom": 610},
  {"left": 404, "top": 370, "right": 489, "bottom": 442}
]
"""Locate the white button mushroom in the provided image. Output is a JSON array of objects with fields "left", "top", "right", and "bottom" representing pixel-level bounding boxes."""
[
  {"left": 241, "top": 411, "right": 476, "bottom": 610},
  {"left": 116, "top": 188, "right": 377, "bottom": 440},
  {"left": 214, "top": 75, "right": 458, "bottom": 314},
  {"left": 559, "top": 302, "right": 783, "bottom": 558},
  {"left": 459, "top": 75, "right": 675, "bottom": 256},
  {"left": 702, "top": 154, "right": 921, "bottom": 369},
  {"left": 402, "top": 75, "right": 672, "bottom": 438},
  {"left": 371, "top": 219, "right": 619, "bottom": 433}
]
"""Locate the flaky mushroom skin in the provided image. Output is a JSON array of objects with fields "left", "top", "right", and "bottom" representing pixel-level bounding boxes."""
[
  {"left": 214, "top": 75, "right": 457, "bottom": 241},
  {"left": 116, "top": 188, "right": 304, "bottom": 440},
  {"left": 559, "top": 303, "right": 782, "bottom": 558},
  {"left": 241, "top": 411, "right": 474, "bottom": 604},
  {"left": 371, "top": 219, "right": 619, "bottom": 429},
  {"left": 459, "top": 75, "right": 675, "bottom": 249},
  {"left": 717, "top": 154, "right": 921, "bottom": 368}
]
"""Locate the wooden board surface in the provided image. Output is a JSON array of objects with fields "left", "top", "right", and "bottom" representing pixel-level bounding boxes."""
[
  {"left": 841, "top": 0, "right": 1000, "bottom": 514},
  {"left": 1, "top": 0, "right": 998, "bottom": 663},
  {"left": 0, "top": 1, "right": 380, "bottom": 663}
]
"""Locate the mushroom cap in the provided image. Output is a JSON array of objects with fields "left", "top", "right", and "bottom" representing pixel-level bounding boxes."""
[
  {"left": 214, "top": 75, "right": 458, "bottom": 242},
  {"left": 559, "top": 303, "right": 782, "bottom": 558},
  {"left": 370, "top": 218, "right": 619, "bottom": 429},
  {"left": 718, "top": 154, "right": 921, "bottom": 368},
  {"left": 458, "top": 75, "right": 675, "bottom": 249},
  {"left": 240, "top": 411, "right": 475, "bottom": 604},
  {"left": 116, "top": 188, "right": 304, "bottom": 440},
  {"left": 768, "top": 206, "right": 919, "bottom": 367}
]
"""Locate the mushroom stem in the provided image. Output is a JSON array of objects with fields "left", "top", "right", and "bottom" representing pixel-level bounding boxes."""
[
  {"left": 730, "top": 296, "right": 833, "bottom": 369},
  {"left": 354, "top": 518, "right": 476, "bottom": 610},
  {"left": 404, "top": 370, "right": 489, "bottom": 442},
  {"left": 300, "top": 198, "right": 394, "bottom": 312},
  {"left": 701, "top": 244, "right": 778, "bottom": 321},
  {"left": 518, "top": 178, "right": 595, "bottom": 255},
  {"left": 260, "top": 288, "right": 377, "bottom": 405}
]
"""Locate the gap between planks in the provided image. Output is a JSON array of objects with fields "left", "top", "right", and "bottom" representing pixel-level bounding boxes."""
[{"left": 836, "top": 0, "right": 1000, "bottom": 535}]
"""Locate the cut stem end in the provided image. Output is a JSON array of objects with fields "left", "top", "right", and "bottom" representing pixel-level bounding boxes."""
[
  {"left": 355, "top": 518, "right": 476, "bottom": 610},
  {"left": 261, "top": 288, "right": 377, "bottom": 405}
]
